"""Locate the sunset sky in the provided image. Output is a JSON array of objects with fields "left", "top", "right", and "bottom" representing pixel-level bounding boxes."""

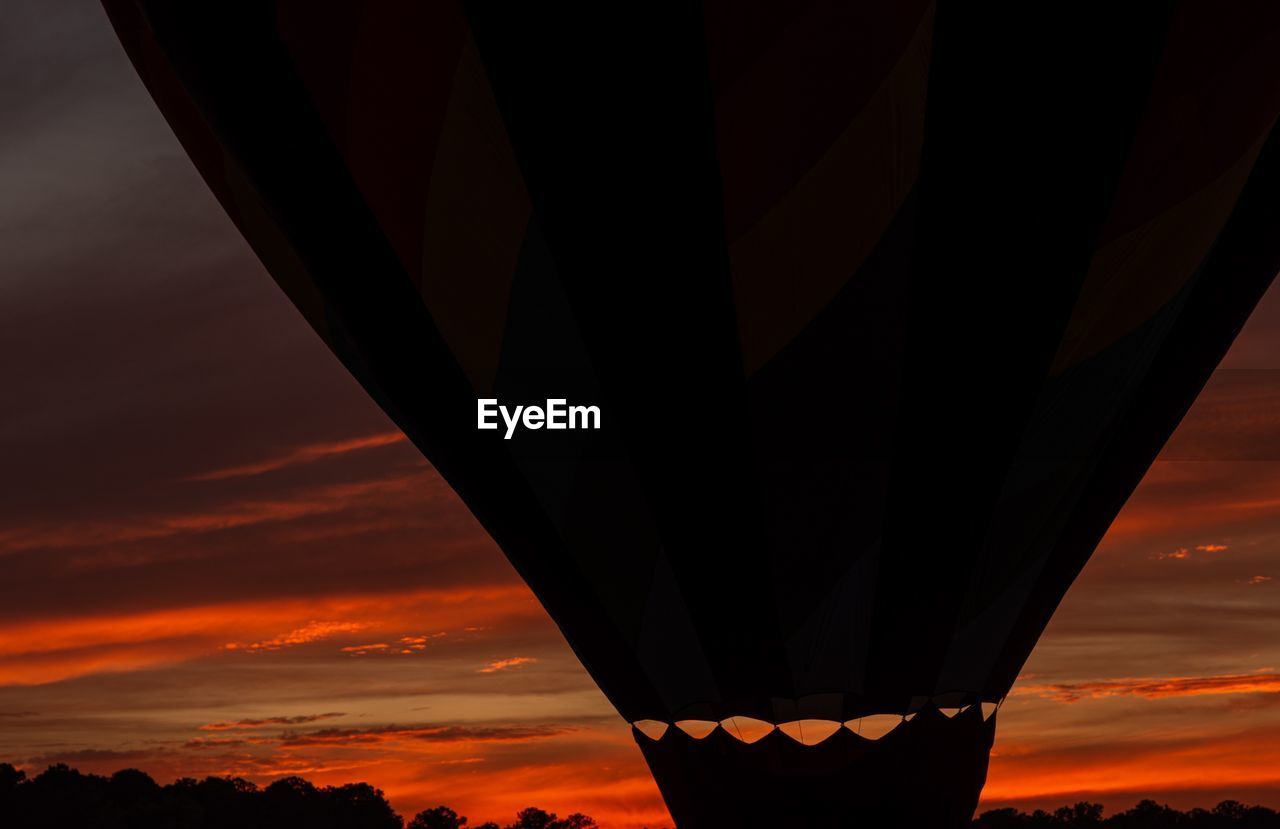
[{"left": 5, "top": 3, "right": 1280, "bottom": 827}]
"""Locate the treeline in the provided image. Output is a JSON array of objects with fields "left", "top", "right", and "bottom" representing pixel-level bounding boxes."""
[
  {"left": 5, "top": 763, "right": 1280, "bottom": 828},
  {"left": 0, "top": 764, "right": 597, "bottom": 829},
  {"left": 974, "top": 801, "right": 1280, "bottom": 828}
]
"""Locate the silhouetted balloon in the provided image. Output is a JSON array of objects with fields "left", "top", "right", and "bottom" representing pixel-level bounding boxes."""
[{"left": 101, "top": 2, "right": 1280, "bottom": 826}]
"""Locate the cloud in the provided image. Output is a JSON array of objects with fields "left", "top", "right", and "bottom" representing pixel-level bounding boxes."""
[
  {"left": 26, "top": 748, "right": 161, "bottom": 767},
  {"left": 1249, "top": 575, "right": 1274, "bottom": 585},
  {"left": 1152, "top": 543, "right": 1229, "bottom": 561},
  {"left": 1158, "top": 370, "right": 1280, "bottom": 461},
  {"left": 186, "top": 432, "right": 408, "bottom": 481},
  {"left": 399, "top": 634, "right": 445, "bottom": 645},
  {"left": 277, "top": 723, "right": 571, "bottom": 747},
  {"left": 200, "top": 713, "right": 346, "bottom": 731},
  {"left": 223, "top": 622, "right": 370, "bottom": 653},
  {"left": 478, "top": 657, "right": 536, "bottom": 674},
  {"left": 1023, "top": 671, "right": 1280, "bottom": 703},
  {"left": 182, "top": 738, "right": 250, "bottom": 749},
  {"left": 983, "top": 721, "right": 1280, "bottom": 811},
  {"left": 0, "top": 585, "right": 538, "bottom": 685},
  {"left": 0, "top": 471, "right": 440, "bottom": 555}
]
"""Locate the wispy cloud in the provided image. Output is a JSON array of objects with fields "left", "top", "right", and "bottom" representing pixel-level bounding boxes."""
[
  {"left": 0, "top": 470, "right": 437, "bottom": 555},
  {"left": 0, "top": 586, "right": 537, "bottom": 685},
  {"left": 181, "top": 737, "right": 251, "bottom": 749},
  {"left": 185, "top": 432, "right": 408, "bottom": 481},
  {"left": 24, "top": 748, "right": 162, "bottom": 767},
  {"left": 478, "top": 657, "right": 536, "bottom": 674},
  {"left": 278, "top": 723, "right": 570, "bottom": 747},
  {"left": 200, "top": 713, "right": 346, "bottom": 731},
  {"left": 223, "top": 622, "right": 369, "bottom": 653},
  {"left": 1152, "top": 543, "right": 1230, "bottom": 561},
  {"left": 1023, "top": 671, "right": 1280, "bottom": 703}
]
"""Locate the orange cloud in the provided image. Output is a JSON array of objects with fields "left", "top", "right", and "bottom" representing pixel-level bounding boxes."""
[
  {"left": 0, "top": 469, "right": 438, "bottom": 554},
  {"left": 479, "top": 657, "right": 536, "bottom": 674},
  {"left": 278, "top": 723, "right": 571, "bottom": 747},
  {"left": 984, "top": 725, "right": 1280, "bottom": 808},
  {"left": 224, "top": 622, "right": 370, "bottom": 652},
  {"left": 0, "top": 585, "right": 539, "bottom": 686},
  {"left": 1152, "top": 543, "right": 1230, "bottom": 561},
  {"left": 200, "top": 713, "right": 346, "bottom": 731},
  {"left": 182, "top": 737, "right": 252, "bottom": 749},
  {"left": 155, "top": 475, "right": 430, "bottom": 536},
  {"left": 185, "top": 431, "right": 408, "bottom": 481},
  {"left": 1023, "top": 672, "right": 1280, "bottom": 703},
  {"left": 372, "top": 745, "right": 671, "bottom": 829},
  {"left": 399, "top": 634, "right": 445, "bottom": 645}
]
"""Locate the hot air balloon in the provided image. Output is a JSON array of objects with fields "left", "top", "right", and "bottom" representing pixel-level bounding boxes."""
[{"left": 100, "top": 2, "right": 1280, "bottom": 826}]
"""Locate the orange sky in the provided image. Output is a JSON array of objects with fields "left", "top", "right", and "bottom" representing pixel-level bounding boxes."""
[{"left": 4, "top": 4, "right": 1280, "bottom": 828}]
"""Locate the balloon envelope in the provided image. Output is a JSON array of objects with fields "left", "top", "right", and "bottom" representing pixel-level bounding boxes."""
[{"left": 102, "top": 2, "right": 1280, "bottom": 825}]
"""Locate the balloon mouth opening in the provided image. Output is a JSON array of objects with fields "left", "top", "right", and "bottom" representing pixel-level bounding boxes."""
[{"left": 632, "top": 698, "right": 1001, "bottom": 746}]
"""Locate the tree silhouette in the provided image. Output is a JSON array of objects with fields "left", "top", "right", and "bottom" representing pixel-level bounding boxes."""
[
  {"left": 325, "top": 782, "right": 403, "bottom": 829},
  {"left": 410, "top": 805, "right": 466, "bottom": 829},
  {"left": 412, "top": 804, "right": 484, "bottom": 829},
  {"left": 503, "top": 807, "right": 598, "bottom": 829},
  {"left": 0, "top": 762, "right": 406, "bottom": 828},
  {"left": 1054, "top": 802, "right": 1105, "bottom": 826},
  {"left": 508, "top": 807, "right": 558, "bottom": 829},
  {"left": 3, "top": 761, "right": 1280, "bottom": 828},
  {"left": 973, "top": 799, "right": 1280, "bottom": 828}
]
